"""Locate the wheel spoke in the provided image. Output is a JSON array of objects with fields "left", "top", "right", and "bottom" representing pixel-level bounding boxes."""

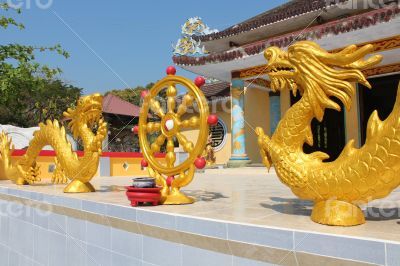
[
  {"left": 180, "top": 116, "right": 199, "bottom": 129},
  {"left": 176, "top": 132, "right": 194, "bottom": 153},
  {"left": 165, "top": 138, "right": 176, "bottom": 168},
  {"left": 176, "top": 93, "right": 194, "bottom": 117},
  {"left": 145, "top": 122, "right": 161, "bottom": 134},
  {"left": 151, "top": 135, "right": 166, "bottom": 154},
  {"left": 150, "top": 99, "right": 165, "bottom": 118},
  {"left": 167, "top": 97, "right": 176, "bottom": 113},
  {"left": 167, "top": 85, "right": 177, "bottom": 113}
]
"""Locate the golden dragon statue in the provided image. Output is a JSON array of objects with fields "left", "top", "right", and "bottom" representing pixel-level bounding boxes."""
[
  {"left": 256, "top": 41, "right": 400, "bottom": 226},
  {"left": 0, "top": 94, "right": 107, "bottom": 193}
]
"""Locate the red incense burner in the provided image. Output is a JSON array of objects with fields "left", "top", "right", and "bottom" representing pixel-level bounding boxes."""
[{"left": 125, "top": 186, "right": 162, "bottom": 207}]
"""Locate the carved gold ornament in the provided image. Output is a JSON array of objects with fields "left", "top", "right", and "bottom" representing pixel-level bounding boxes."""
[
  {"left": 139, "top": 69, "right": 210, "bottom": 205},
  {"left": 255, "top": 41, "right": 400, "bottom": 226}
]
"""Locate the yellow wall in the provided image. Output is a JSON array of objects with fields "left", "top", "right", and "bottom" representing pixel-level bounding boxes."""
[
  {"left": 109, "top": 157, "right": 166, "bottom": 176},
  {"left": 10, "top": 155, "right": 166, "bottom": 178},
  {"left": 181, "top": 88, "right": 269, "bottom": 165},
  {"left": 11, "top": 156, "right": 57, "bottom": 179},
  {"left": 10, "top": 156, "right": 101, "bottom": 179},
  {"left": 109, "top": 157, "right": 165, "bottom": 176},
  {"left": 110, "top": 157, "right": 147, "bottom": 176},
  {"left": 245, "top": 88, "right": 269, "bottom": 163},
  {"left": 181, "top": 104, "right": 232, "bottom": 165}
]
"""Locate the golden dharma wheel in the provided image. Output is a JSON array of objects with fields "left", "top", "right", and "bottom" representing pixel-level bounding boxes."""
[{"left": 138, "top": 66, "right": 215, "bottom": 205}]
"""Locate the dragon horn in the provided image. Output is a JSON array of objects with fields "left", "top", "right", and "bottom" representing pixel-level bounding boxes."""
[
  {"left": 344, "top": 54, "right": 383, "bottom": 71},
  {"left": 320, "top": 44, "right": 379, "bottom": 67}
]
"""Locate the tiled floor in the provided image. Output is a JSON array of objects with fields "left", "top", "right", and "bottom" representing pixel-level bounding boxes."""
[{"left": 2, "top": 167, "right": 400, "bottom": 243}]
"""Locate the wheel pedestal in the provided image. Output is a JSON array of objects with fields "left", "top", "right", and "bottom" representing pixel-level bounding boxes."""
[{"left": 64, "top": 179, "right": 95, "bottom": 193}]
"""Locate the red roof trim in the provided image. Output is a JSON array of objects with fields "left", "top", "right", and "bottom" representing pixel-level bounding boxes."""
[
  {"left": 102, "top": 94, "right": 141, "bottom": 117},
  {"left": 192, "top": 0, "right": 345, "bottom": 42},
  {"left": 11, "top": 150, "right": 166, "bottom": 158},
  {"left": 12, "top": 150, "right": 85, "bottom": 157},
  {"left": 101, "top": 152, "right": 166, "bottom": 158}
]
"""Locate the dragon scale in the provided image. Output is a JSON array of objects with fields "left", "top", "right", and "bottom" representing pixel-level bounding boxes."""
[{"left": 268, "top": 89, "right": 400, "bottom": 202}]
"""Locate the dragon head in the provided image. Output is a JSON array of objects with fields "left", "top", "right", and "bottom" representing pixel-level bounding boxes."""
[
  {"left": 63, "top": 93, "right": 106, "bottom": 142},
  {"left": 264, "top": 41, "right": 382, "bottom": 121}
]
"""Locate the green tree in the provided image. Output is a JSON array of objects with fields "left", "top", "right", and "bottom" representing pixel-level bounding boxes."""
[
  {"left": 105, "top": 82, "right": 155, "bottom": 106},
  {"left": 0, "top": 2, "right": 72, "bottom": 127},
  {"left": 0, "top": 79, "right": 82, "bottom": 127}
]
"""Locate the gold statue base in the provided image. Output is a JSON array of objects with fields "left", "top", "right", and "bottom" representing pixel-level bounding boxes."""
[
  {"left": 162, "top": 190, "right": 194, "bottom": 205},
  {"left": 64, "top": 179, "right": 95, "bottom": 193},
  {"left": 15, "top": 178, "right": 28, "bottom": 185},
  {"left": 311, "top": 200, "right": 365, "bottom": 226}
]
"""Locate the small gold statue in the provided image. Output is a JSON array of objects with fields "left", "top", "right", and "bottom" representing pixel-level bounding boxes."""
[
  {"left": 255, "top": 41, "right": 400, "bottom": 226},
  {"left": 203, "top": 133, "right": 216, "bottom": 166},
  {"left": 0, "top": 94, "right": 107, "bottom": 193}
]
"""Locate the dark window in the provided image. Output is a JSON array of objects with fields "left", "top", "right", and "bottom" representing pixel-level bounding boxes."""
[
  {"left": 290, "top": 92, "right": 345, "bottom": 161},
  {"left": 358, "top": 74, "right": 400, "bottom": 145}
]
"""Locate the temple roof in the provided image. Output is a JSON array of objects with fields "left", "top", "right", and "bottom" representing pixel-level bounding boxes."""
[
  {"left": 201, "top": 82, "right": 230, "bottom": 98},
  {"left": 175, "top": 6, "right": 400, "bottom": 66},
  {"left": 176, "top": 81, "right": 230, "bottom": 106},
  {"left": 102, "top": 94, "right": 141, "bottom": 117},
  {"left": 190, "top": 0, "right": 373, "bottom": 53},
  {"left": 193, "top": 0, "right": 337, "bottom": 43},
  {"left": 174, "top": 4, "right": 400, "bottom": 83}
]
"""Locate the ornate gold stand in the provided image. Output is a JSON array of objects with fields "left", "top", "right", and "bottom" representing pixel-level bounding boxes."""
[
  {"left": 311, "top": 200, "right": 365, "bottom": 226},
  {"left": 163, "top": 188, "right": 195, "bottom": 205},
  {"left": 139, "top": 68, "right": 210, "bottom": 205}
]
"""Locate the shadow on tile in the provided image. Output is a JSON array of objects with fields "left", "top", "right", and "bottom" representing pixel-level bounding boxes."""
[
  {"left": 184, "top": 190, "right": 229, "bottom": 202},
  {"left": 98, "top": 185, "right": 126, "bottom": 192},
  {"left": 259, "top": 197, "right": 313, "bottom": 216},
  {"left": 261, "top": 198, "right": 400, "bottom": 222}
]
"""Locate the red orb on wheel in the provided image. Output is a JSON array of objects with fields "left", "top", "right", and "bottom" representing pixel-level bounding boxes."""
[
  {"left": 166, "top": 176, "right": 175, "bottom": 187},
  {"left": 141, "top": 159, "right": 149, "bottom": 168},
  {"left": 140, "top": 90, "right": 149, "bottom": 98},
  {"left": 132, "top": 125, "right": 139, "bottom": 134},
  {"left": 194, "top": 157, "right": 206, "bottom": 169},
  {"left": 166, "top": 66, "right": 176, "bottom": 75},
  {"left": 207, "top": 114, "right": 218, "bottom": 126},
  {"left": 194, "top": 76, "right": 205, "bottom": 88}
]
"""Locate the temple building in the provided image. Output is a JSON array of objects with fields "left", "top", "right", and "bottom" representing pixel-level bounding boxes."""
[{"left": 173, "top": 0, "right": 400, "bottom": 167}]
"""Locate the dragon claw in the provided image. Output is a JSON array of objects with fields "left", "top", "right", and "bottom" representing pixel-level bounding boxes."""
[
  {"left": 21, "top": 164, "right": 41, "bottom": 184},
  {"left": 52, "top": 158, "right": 68, "bottom": 184}
]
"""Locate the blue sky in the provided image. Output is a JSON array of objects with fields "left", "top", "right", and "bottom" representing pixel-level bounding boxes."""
[{"left": 2, "top": 0, "right": 287, "bottom": 94}]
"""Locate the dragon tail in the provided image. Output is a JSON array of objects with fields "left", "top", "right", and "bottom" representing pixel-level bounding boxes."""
[{"left": 321, "top": 82, "right": 400, "bottom": 202}]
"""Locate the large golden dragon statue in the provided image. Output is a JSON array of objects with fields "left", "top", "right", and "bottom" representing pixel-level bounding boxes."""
[
  {"left": 256, "top": 41, "right": 400, "bottom": 226},
  {"left": 0, "top": 94, "right": 107, "bottom": 193}
]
